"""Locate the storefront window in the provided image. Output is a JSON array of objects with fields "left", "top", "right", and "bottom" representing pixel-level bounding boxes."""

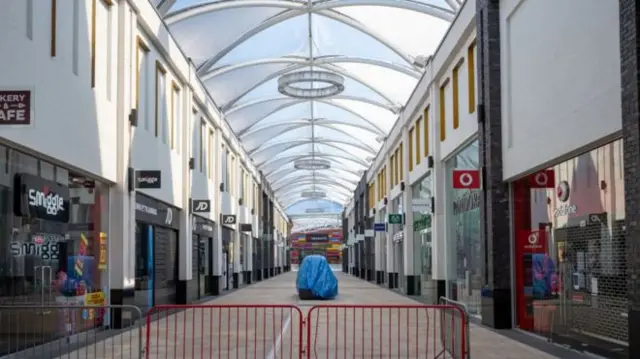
[
  {"left": 445, "top": 140, "right": 482, "bottom": 316},
  {"left": 0, "top": 145, "right": 110, "bottom": 353},
  {"left": 412, "top": 175, "right": 433, "bottom": 303},
  {"left": 512, "top": 139, "right": 627, "bottom": 355}
]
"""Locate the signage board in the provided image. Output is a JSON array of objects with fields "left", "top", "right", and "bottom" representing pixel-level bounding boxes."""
[
  {"left": 135, "top": 170, "right": 162, "bottom": 189},
  {"left": 13, "top": 173, "right": 70, "bottom": 223},
  {"left": 373, "top": 223, "right": 386, "bottom": 232},
  {"left": 364, "top": 229, "right": 374, "bottom": 237},
  {"left": 191, "top": 199, "right": 211, "bottom": 213},
  {"left": 388, "top": 213, "right": 403, "bottom": 225},
  {"left": 240, "top": 223, "right": 252, "bottom": 232},
  {"left": 134, "top": 193, "right": 180, "bottom": 229},
  {"left": 307, "top": 234, "right": 329, "bottom": 242},
  {"left": 0, "top": 90, "right": 31, "bottom": 125},
  {"left": 222, "top": 214, "right": 237, "bottom": 225},
  {"left": 412, "top": 198, "right": 432, "bottom": 213}
]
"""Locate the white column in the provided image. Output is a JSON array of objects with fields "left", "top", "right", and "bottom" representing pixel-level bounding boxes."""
[
  {"left": 213, "top": 130, "right": 223, "bottom": 277},
  {"left": 110, "top": 0, "right": 134, "bottom": 292},
  {"left": 431, "top": 82, "right": 449, "bottom": 282},
  {"left": 178, "top": 62, "right": 195, "bottom": 282},
  {"left": 385, "top": 156, "right": 394, "bottom": 275},
  {"left": 374, "top": 207, "right": 382, "bottom": 272},
  {"left": 401, "top": 125, "right": 414, "bottom": 277}
]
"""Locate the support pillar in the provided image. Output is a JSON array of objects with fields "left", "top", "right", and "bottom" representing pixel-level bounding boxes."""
[
  {"left": 620, "top": 0, "right": 640, "bottom": 357},
  {"left": 477, "top": 0, "right": 512, "bottom": 329}
]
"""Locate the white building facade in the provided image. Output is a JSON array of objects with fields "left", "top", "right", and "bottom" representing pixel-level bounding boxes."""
[{"left": 0, "top": 0, "right": 290, "bottom": 334}]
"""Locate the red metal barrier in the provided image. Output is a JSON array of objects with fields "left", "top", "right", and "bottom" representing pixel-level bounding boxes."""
[
  {"left": 145, "top": 305, "right": 304, "bottom": 359},
  {"left": 305, "top": 304, "right": 467, "bottom": 359}
]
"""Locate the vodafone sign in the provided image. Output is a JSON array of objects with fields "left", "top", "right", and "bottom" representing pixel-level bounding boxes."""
[
  {"left": 529, "top": 170, "right": 555, "bottom": 188},
  {"left": 452, "top": 169, "right": 481, "bottom": 189}
]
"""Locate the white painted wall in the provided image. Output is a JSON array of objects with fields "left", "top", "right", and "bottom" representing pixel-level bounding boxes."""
[
  {"left": 500, "top": 0, "right": 621, "bottom": 179},
  {"left": 0, "top": 0, "right": 118, "bottom": 181}
]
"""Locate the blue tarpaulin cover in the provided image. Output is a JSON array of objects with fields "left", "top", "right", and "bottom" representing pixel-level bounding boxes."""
[{"left": 296, "top": 255, "right": 338, "bottom": 299}]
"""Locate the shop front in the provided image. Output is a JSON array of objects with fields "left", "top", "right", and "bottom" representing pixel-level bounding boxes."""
[
  {"left": 221, "top": 227, "right": 234, "bottom": 291},
  {"left": 512, "top": 139, "right": 627, "bottom": 358},
  {"left": 240, "top": 231, "right": 251, "bottom": 285},
  {"left": 445, "top": 140, "right": 482, "bottom": 316},
  {"left": 0, "top": 145, "right": 110, "bottom": 355},
  {"left": 133, "top": 193, "right": 180, "bottom": 313},
  {"left": 192, "top": 216, "right": 216, "bottom": 298},
  {"left": 252, "top": 236, "right": 260, "bottom": 281},
  {"left": 412, "top": 174, "right": 435, "bottom": 303}
]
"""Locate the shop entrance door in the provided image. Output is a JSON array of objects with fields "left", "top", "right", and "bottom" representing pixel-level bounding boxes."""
[
  {"left": 515, "top": 228, "right": 550, "bottom": 331},
  {"left": 34, "top": 266, "right": 53, "bottom": 312}
]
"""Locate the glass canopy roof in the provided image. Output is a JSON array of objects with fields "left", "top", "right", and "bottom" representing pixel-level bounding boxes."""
[{"left": 160, "top": 0, "right": 462, "bottom": 213}]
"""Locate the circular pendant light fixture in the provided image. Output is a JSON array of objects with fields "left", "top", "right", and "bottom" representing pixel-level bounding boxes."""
[
  {"left": 278, "top": 71, "right": 345, "bottom": 99},
  {"left": 294, "top": 158, "right": 331, "bottom": 170},
  {"left": 301, "top": 190, "right": 327, "bottom": 198}
]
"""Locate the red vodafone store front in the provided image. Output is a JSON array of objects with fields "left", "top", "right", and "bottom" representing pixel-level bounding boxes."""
[{"left": 511, "top": 139, "right": 627, "bottom": 358}]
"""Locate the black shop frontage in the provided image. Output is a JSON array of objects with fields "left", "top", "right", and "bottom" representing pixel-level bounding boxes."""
[
  {"left": 192, "top": 215, "right": 217, "bottom": 298},
  {"left": 133, "top": 193, "right": 180, "bottom": 313}
]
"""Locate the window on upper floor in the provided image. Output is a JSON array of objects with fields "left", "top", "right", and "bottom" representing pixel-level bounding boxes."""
[
  {"left": 229, "top": 156, "right": 236, "bottom": 196},
  {"left": 154, "top": 61, "right": 167, "bottom": 141},
  {"left": 199, "top": 120, "right": 206, "bottom": 173},
  {"left": 399, "top": 143, "right": 404, "bottom": 181},
  {"left": 91, "top": 0, "right": 114, "bottom": 100},
  {"left": 136, "top": 38, "right": 150, "bottom": 130},
  {"left": 468, "top": 42, "right": 476, "bottom": 114},
  {"left": 453, "top": 59, "right": 464, "bottom": 130},
  {"left": 170, "top": 83, "right": 181, "bottom": 152},
  {"left": 207, "top": 129, "right": 214, "bottom": 180},
  {"left": 439, "top": 80, "right": 448, "bottom": 142},
  {"left": 424, "top": 107, "right": 430, "bottom": 157},
  {"left": 240, "top": 169, "right": 246, "bottom": 200},
  {"left": 416, "top": 117, "right": 422, "bottom": 166},
  {"left": 409, "top": 128, "right": 414, "bottom": 172},
  {"left": 221, "top": 145, "right": 229, "bottom": 191}
]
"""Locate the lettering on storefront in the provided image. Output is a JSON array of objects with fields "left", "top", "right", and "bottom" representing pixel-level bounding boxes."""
[
  {"left": 453, "top": 191, "right": 480, "bottom": 215},
  {"left": 136, "top": 202, "right": 158, "bottom": 216},
  {"left": 553, "top": 204, "right": 577, "bottom": 217},
  {"left": 0, "top": 90, "right": 31, "bottom": 125},
  {"left": 524, "top": 232, "right": 543, "bottom": 250},
  {"left": 413, "top": 214, "right": 432, "bottom": 232},
  {"left": 14, "top": 173, "right": 70, "bottom": 222},
  {"left": 10, "top": 242, "right": 60, "bottom": 259}
]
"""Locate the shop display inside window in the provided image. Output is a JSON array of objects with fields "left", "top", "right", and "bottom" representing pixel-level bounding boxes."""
[{"left": 512, "top": 140, "right": 627, "bottom": 354}]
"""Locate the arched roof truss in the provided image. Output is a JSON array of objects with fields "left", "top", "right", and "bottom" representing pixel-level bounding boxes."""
[{"left": 163, "top": 0, "right": 462, "bottom": 219}]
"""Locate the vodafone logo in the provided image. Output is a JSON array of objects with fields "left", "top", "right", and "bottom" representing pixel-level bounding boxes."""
[
  {"left": 527, "top": 233, "right": 538, "bottom": 245},
  {"left": 534, "top": 172, "right": 548, "bottom": 187},
  {"left": 557, "top": 181, "right": 570, "bottom": 202},
  {"left": 452, "top": 169, "right": 480, "bottom": 189},
  {"left": 459, "top": 173, "right": 473, "bottom": 187}
]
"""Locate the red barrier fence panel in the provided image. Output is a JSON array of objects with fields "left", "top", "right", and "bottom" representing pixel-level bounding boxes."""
[
  {"left": 305, "top": 305, "right": 468, "bottom": 359},
  {"left": 145, "top": 305, "right": 304, "bottom": 359}
]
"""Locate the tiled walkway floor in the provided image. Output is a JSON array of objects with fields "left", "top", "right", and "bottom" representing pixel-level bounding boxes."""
[{"left": 58, "top": 270, "right": 587, "bottom": 358}]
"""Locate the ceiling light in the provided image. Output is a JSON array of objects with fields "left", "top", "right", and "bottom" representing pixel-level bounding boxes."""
[
  {"left": 294, "top": 158, "right": 331, "bottom": 170},
  {"left": 278, "top": 71, "right": 345, "bottom": 99},
  {"left": 305, "top": 208, "right": 326, "bottom": 213},
  {"left": 301, "top": 190, "right": 327, "bottom": 198}
]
